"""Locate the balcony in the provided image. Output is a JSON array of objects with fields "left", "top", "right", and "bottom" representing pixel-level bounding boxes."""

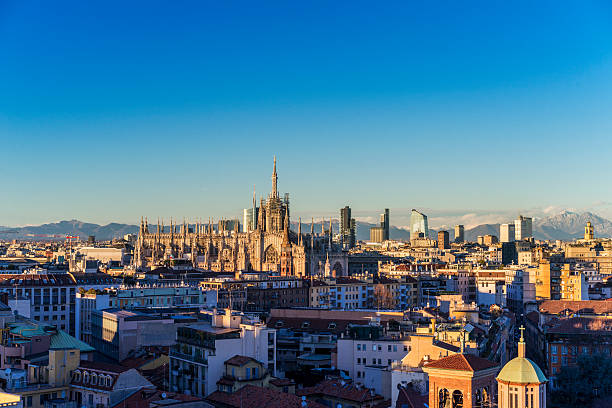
[{"left": 170, "top": 350, "right": 208, "bottom": 365}]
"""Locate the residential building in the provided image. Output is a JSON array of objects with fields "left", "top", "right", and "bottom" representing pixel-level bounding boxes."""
[
  {"left": 500, "top": 223, "right": 515, "bottom": 243},
  {"left": 69, "top": 361, "right": 155, "bottom": 408},
  {"left": 437, "top": 231, "right": 450, "bottom": 250},
  {"left": 169, "top": 310, "right": 276, "bottom": 398},
  {"left": 514, "top": 215, "right": 533, "bottom": 241},
  {"left": 454, "top": 225, "right": 465, "bottom": 243},
  {"left": 90, "top": 309, "right": 177, "bottom": 361}
]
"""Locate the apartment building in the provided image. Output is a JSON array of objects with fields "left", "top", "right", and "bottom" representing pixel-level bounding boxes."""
[{"left": 169, "top": 309, "right": 276, "bottom": 398}]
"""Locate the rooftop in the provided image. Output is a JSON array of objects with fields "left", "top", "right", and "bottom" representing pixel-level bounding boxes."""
[{"left": 423, "top": 353, "right": 499, "bottom": 372}]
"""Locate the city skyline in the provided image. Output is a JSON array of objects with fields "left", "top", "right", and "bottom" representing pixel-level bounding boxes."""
[{"left": 2, "top": 1, "right": 612, "bottom": 226}]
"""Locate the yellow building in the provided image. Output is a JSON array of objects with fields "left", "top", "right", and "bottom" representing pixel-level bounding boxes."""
[
  {"left": 584, "top": 221, "right": 594, "bottom": 240},
  {"left": 560, "top": 264, "right": 588, "bottom": 301}
]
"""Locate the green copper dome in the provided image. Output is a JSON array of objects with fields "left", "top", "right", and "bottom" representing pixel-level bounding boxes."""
[{"left": 496, "top": 357, "right": 547, "bottom": 384}]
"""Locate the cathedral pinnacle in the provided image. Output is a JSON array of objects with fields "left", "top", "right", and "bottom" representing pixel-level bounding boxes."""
[{"left": 271, "top": 156, "right": 278, "bottom": 198}]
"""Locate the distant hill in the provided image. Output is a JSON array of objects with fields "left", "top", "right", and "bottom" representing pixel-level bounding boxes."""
[
  {"left": 3, "top": 210, "right": 611, "bottom": 242},
  {"left": 0, "top": 220, "right": 139, "bottom": 241}
]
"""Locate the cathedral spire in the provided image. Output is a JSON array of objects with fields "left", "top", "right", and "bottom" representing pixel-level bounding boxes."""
[
  {"left": 271, "top": 156, "right": 278, "bottom": 198},
  {"left": 298, "top": 217, "right": 302, "bottom": 246}
]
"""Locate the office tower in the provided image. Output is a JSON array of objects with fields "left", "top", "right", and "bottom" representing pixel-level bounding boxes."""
[
  {"left": 454, "top": 225, "right": 464, "bottom": 243},
  {"left": 370, "top": 227, "right": 384, "bottom": 243},
  {"left": 380, "top": 208, "right": 390, "bottom": 241},
  {"left": 500, "top": 223, "right": 515, "bottom": 243},
  {"left": 340, "top": 206, "right": 356, "bottom": 248},
  {"left": 437, "top": 230, "right": 450, "bottom": 250},
  {"left": 410, "top": 209, "right": 429, "bottom": 238},
  {"left": 514, "top": 215, "right": 533, "bottom": 241}
]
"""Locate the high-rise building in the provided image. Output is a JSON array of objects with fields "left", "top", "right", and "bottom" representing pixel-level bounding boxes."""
[
  {"left": 454, "top": 225, "right": 464, "bottom": 243},
  {"left": 437, "top": 230, "right": 450, "bottom": 250},
  {"left": 500, "top": 223, "right": 515, "bottom": 243},
  {"left": 340, "top": 206, "right": 356, "bottom": 248},
  {"left": 369, "top": 227, "right": 384, "bottom": 243},
  {"left": 514, "top": 215, "right": 533, "bottom": 241},
  {"left": 380, "top": 208, "right": 390, "bottom": 241},
  {"left": 410, "top": 209, "right": 429, "bottom": 239},
  {"left": 584, "top": 221, "right": 594, "bottom": 240}
]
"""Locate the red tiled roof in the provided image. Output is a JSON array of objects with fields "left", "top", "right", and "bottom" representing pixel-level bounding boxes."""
[
  {"left": 225, "top": 355, "right": 258, "bottom": 367},
  {"left": 269, "top": 378, "right": 295, "bottom": 387},
  {"left": 547, "top": 317, "right": 612, "bottom": 335},
  {"left": 423, "top": 353, "right": 498, "bottom": 372},
  {"left": 79, "top": 360, "right": 130, "bottom": 374},
  {"left": 539, "top": 300, "right": 612, "bottom": 315},
  {"left": 111, "top": 390, "right": 201, "bottom": 408},
  {"left": 206, "top": 385, "right": 326, "bottom": 408},
  {"left": 297, "top": 379, "right": 384, "bottom": 403},
  {"left": 396, "top": 385, "right": 428, "bottom": 408}
]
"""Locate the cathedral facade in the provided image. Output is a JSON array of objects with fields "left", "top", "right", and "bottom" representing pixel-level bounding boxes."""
[{"left": 133, "top": 158, "right": 347, "bottom": 277}]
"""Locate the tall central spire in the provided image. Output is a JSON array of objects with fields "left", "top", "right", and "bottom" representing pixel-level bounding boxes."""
[{"left": 271, "top": 156, "right": 278, "bottom": 198}]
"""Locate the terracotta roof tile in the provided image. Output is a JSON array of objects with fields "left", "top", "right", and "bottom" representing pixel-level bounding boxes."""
[
  {"left": 225, "top": 355, "right": 258, "bottom": 366},
  {"left": 206, "top": 385, "right": 326, "bottom": 408},
  {"left": 539, "top": 299, "right": 612, "bottom": 315},
  {"left": 297, "top": 379, "right": 384, "bottom": 403},
  {"left": 424, "top": 354, "right": 498, "bottom": 372}
]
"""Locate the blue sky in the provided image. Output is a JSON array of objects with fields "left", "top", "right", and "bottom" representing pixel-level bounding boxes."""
[{"left": 1, "top": 1, "right": 612, "bottom": 227}]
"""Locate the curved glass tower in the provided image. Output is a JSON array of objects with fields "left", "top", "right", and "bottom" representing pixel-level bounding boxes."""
[{"left": 410, "top": 209, "right": 429, "bottom": 238}]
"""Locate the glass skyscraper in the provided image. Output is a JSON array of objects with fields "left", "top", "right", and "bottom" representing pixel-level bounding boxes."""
[{"left": 410, "top": 209, "right": 429, "bottom": 238}]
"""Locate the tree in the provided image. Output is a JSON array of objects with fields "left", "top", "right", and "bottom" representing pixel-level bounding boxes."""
[
  {"left": 550, "top": 353, "right": 612, "bottom": 408},
  {"left": 373, "top": 284, "right": 396, "bottom": 310}
]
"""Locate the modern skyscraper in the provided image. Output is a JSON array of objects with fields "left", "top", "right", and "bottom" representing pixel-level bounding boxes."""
[
  {"left": 454, "top": 225, "right": 464, "bottom": 243},
  {"left": 340, "top": 206, "right": 356, "bottom": 248},
  {"left": 500, "top": 223, "right": 515, "bottom": 243},
  {"left": 380, "top": 208, "right": 390, "bottom": 241},
  {"left": 410, "top": 209, "right": 429, "bottom": 238},
  {"left": 437, "top": 230, "right": 450, "bottom": 250},
  {"left": 514, "top": 215, "right": 533, "bottom": 241}
]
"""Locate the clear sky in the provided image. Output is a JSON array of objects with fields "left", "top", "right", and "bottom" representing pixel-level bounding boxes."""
[{"left": 1, "top": 1, "right": 612, "bottom": 227}]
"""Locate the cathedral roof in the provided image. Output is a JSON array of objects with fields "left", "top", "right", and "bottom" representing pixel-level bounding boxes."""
[{"left": 496, "top": 357, "right": 547, "bottom": 384}]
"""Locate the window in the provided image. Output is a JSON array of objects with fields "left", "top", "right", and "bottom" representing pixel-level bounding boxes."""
[
  {"left": 357, "top": 358, "right": 361, "bottom": 364},
  {"left": 372, "top": 345, "right": 377, "bottom": 351},
  {"left": 551, "top": 355, "right": 558, "bottom": 363},
  {"left": 393, "top": 345, "right": 397, "bottom": 352},
  {"left": 388, "top": 345, "right": 392, "bottom": 352},
  {"left": 562, "top": 346, "right": 568, "bottom": 355},
  {"left": 91, "top": 373, "right": 97, "bottom": 385},
  {"left": 246, "top": 368, "right": 251, "bottom": 379},
  {"left": 357, "top": 344, "right": 361, "bottom": 351},
  {"left": 404, "top": 346, "right": 408, "bottom": 352},
  {"left": 551, "top": 345, "right": 558, "bottom": 354}
]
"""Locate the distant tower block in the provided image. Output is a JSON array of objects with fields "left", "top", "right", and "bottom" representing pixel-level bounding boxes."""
[{"left": 584, "top": 221, "right": 594, "bottom": 240}]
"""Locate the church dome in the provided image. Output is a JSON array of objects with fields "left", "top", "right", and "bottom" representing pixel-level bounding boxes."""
[{"left": 496, "top": 357, "right": 547, "bottom": 384}]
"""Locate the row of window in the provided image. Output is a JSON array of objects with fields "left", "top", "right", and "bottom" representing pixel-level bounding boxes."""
[
  {"left": 356, "top": 357, "right": 396, "bottom": 366},
  {"left": 356, "top": 343, "right": 409, "bottom": 352},
  {"left": 72, "top": 370, "right": 114, "bottom": 387}
]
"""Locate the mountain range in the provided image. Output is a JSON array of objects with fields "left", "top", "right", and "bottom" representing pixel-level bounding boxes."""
[{"left": 1, "top": 211, "right": 610, "bottom": 242}]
